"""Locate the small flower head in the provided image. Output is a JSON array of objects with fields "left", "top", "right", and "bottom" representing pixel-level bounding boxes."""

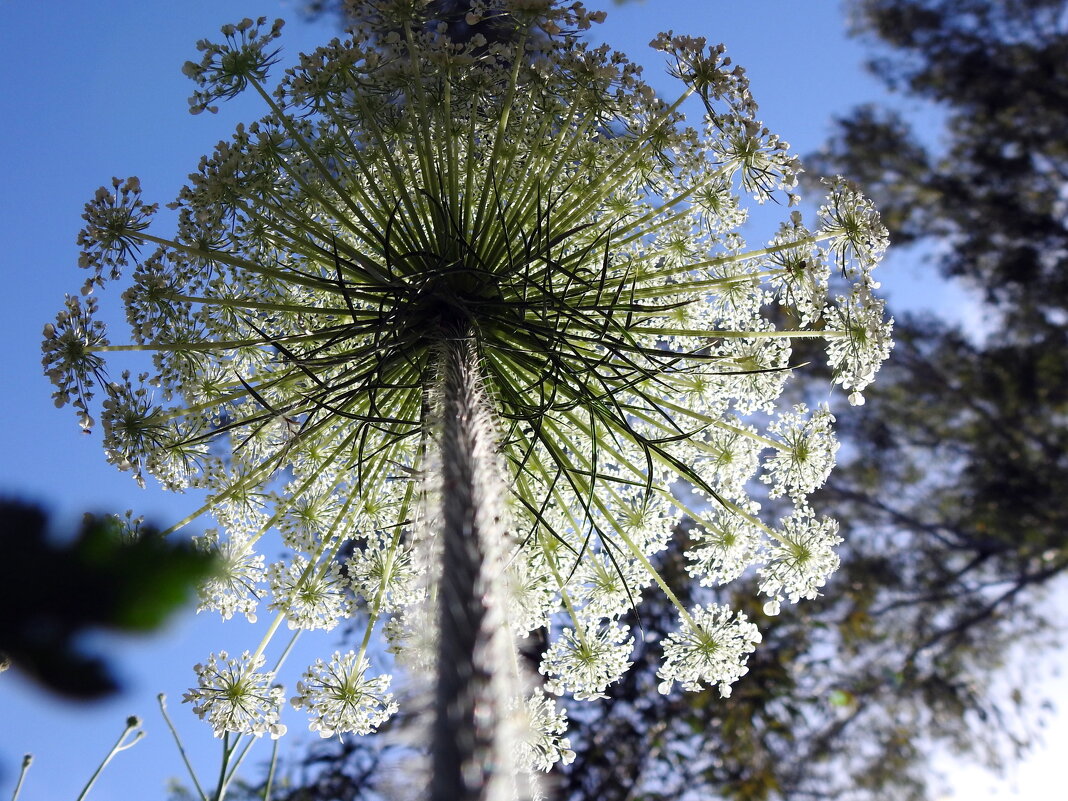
[
  {"left": 761, "top": 403, "right": 839, "bottom": 503},
  {"left": 348, "top": 532, "right": 421, "bottom": 613},
  {"left": 824, "top": 290, "right": 895, "bottom": 401},
  {"left": 267, "top": 556, "right": 349, "bottom": 631},
  {"left": 76, "top": 177, "right": 157, "bottom": 294},
  {"left": 41, "top": 295, "right": 108, "bottom": 432},
  {"left": 818, "top": 176, "right": 889, "bottom": 274},
  {"left": 183, "top": 650, "right": 287, "bottom": 738},
  {"left": 183, "top": 17, "right": 285, "bottom": 113},
  {"left": 686, "top": 502, "right": 763, "bottom": 586},
  {"left": 101, "top": 370, "right": 168, "bottom": 487},
  {"left": 695, "top": 419, "right": 763, "bottom": 501},
  {"left": 517, "top": 690, "right": 576, "bottom": 773},
  {"left": 711, "top": 116, "right": 800, "bottom": 201},
  {"left": 759, "top": 508, "right": 842, "bottom": 610},
  {"left": 291, "top": 651, "right": 398, "bottom": 738},
  {"left": 713, "top": 327, "right": 792, "bottom": 414},
  {"left": 692, "top": 177, "right": 748, "bottom": 235},
  {"left": 194, "top": 529, "right": 266, "bottom": 622},
  {"left": 768, "top": 212, "right": 829, "bottom": 326},
  {"left": 657, "top": 603, "right": 762, "bottom": 697},
  {"left": 540, "top": 620, "right": 633, "bottom": 701}
]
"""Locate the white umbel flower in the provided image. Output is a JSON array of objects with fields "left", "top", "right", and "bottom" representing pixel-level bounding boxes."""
[
  {"left": 47, "top": 0, "right": 893, "bottom": 757},
  {"left": 194, "top": 529, "right": 265, "bottom": 622},
  {"left": 824, "top": 291, "right": 895, "bottom": 402},
  {"left": 686, "top": 502, "right": 764, "bottom": 586},
  {"left": 541, "top": 620, "right": 634, "bottom": 701},
  {"left": 657, "top": 604, "right": 762, "bottom": 698},
  {"left": 267, "top": 556, "right": 349, "bottom": 631},
  {"left": 761, "top": 403, "right": 839, "bottom": 503},
  {"left": 183, "top": 650, "right": 287, "bottom": 738},
  {"left": 517, "top": 690, "right": 576, "bottom": 773},
  {"left": 291, "top": 651, "right": 398, "bottom": 738},
  {"left": 759, "top": 508, "right": 842, "bottom": 612}
]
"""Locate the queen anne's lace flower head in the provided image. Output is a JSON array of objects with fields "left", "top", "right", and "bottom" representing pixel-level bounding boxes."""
[
  {"left": 761, "top": 403, "right": 839, "bottom": 503},
  {"left": 183, "top": 17, "right": 285, "bottom": 114},
  {"left": 195, "top": 529, "right": 266, "bottom": 622},
  {"left": 183, "top": 650, "right": 287, "bottom": 739},
  {"left": 76, "top": 176, "right": 158, "bottom": 293},
  {"left": 687, "top": 501, "right": 764, "bottom": 586},
  {"left": 540, "top": 621, "right": 634, "bottom": 701},
  {"left": 290, "top": 651, "right": 398, "bottom": 737},
  {"left": 824, "top": 290, "right": 895, "bottom": 403},
  {"left": 267, "top": 556, "right": 350, "bottom": 631},
  {"left": 657, "top": 604, "right": 762, "bottom": 697},
  {"left": 517, "top": 690, "right": 576, "bottom": 773},
  {"left": 759, "top": 508, "right": 843, "bottom": 613},
  {"left": 48, "top": 0, "right": 892, "bottom": 771},
  {"left": 41, "top": 295, "right": 108, "bottom": 432}
]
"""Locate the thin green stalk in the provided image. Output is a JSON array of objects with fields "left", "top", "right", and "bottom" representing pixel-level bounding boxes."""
[
  {"left": 159, "top": 695, "right": 209, "bottom": 801},
  {"left": 262, "top": 739, "right": 279, "bottom": 801},
  {"left": 10, "top": 755, "right": 31, "bottom": 801},
  {"left": 212, "top": 732, "right": 233, "bottom": 801},
  {"left": 76, "top": 717, "right": 144, "bottom": 801}
]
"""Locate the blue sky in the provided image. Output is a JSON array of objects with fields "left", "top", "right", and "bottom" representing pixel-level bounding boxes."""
[{"left": 0, "top": 1, "right": 1059, "bottom": 799}]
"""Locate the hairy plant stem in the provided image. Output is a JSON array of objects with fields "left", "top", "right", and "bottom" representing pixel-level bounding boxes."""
[{"left": 431, "top": 330, "right": 522, "bottom": 801}]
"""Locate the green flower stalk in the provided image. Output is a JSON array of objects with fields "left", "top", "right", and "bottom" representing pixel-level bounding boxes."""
[{"left": 43, "top": 1, "right": 892, "bottom": 796}]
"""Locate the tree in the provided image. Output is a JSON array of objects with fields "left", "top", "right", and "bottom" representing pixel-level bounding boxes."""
[
  {"left": 815, "top": 0, "right": 1068, "bottom": 333},
  {"left": 260, "top": 1, "right": 1068, "bottom": 799}
]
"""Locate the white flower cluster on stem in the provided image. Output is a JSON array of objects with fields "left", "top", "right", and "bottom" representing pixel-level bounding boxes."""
[{"left": 44, "top": 0, "right": 893, "bottom": 789}]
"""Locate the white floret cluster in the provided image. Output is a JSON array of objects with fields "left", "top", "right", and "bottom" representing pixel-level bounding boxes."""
[
  {"left": 183, "top": 651, "right": 287, "bottom": 739},
  {"left": 541, "top": 621, "right": 635, "bottom": 701},
  {"left": 517, "top": 691, "right": 576, "bottom": 773},
  {"left": 290, "top": 652, "right": 398, "bottom": 738},
  {"left": 46, "top": 0, "right": 892, "bottom": 764},
  {"left": 657, "top": 604, "right": 763, "bottom": 697}
]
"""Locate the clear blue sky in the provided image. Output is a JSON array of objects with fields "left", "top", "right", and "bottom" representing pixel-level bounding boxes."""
[{"left": 0, "top": 1, "right": 1058, "bottom": 799}]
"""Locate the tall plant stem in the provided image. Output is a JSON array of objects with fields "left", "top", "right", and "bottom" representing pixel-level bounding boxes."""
[{"left": 431, "top": 330, "right": 522, "bottom": 801}]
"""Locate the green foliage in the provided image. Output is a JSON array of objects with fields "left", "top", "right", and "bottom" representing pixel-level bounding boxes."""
[
  {"left": 0, "top": 500, "right": 218, "bottom": 699},
  {"left": 818, "top": 0, "right": 1068, "bottom": 330}
]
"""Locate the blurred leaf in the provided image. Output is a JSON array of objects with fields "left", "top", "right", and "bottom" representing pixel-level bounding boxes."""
[{"left": 0, "top": 498, "right": 218, "bottom": 699}]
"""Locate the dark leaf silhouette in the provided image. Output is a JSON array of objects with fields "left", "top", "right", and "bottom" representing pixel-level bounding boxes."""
[{"left": 0, "top": 499, "right": 217, "bottom": 699}]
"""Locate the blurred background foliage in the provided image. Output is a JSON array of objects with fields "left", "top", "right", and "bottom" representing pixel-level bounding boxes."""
[
  {"left": 206, "top": 0, "right": 1068, "bottom": 798},
  {"left": 0, "top": 500, "right": 217, "bottom": 700}
]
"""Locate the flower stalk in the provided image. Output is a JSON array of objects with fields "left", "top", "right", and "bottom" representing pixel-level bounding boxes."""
[
  {"left": 432, "top": 330, "right": 522, "bottom": 801},
  {"left": 75, "top": 716, "right": 144, "bottom": 801}
]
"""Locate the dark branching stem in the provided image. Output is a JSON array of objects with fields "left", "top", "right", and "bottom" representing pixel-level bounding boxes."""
[{"left": 431, "top": 329, "right": 518, "bottom": 801}]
